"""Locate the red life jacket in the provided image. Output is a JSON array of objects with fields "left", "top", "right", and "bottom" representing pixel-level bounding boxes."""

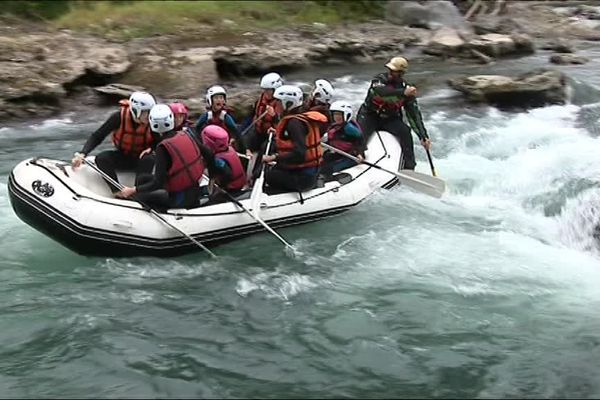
[
  {"left": 112, "top": 100, "right": 154, "bottom": 157},
  {"left": 159, "top": 131, "right": 205, "bottom": 193},
  {"left": 275, "top": 111, "right": 327, "bottom": 170},
  {"left": 254, "top": 93, "right": 282, "bottom": 135},
  {"left": 215, "top": 146, "right": 246, "bottom": 191},
  {"left": 327, "top": 121, "right": 360, "bottom": 153},
  {"left": 206, "top": 110, "right": 228, "bottom": 130}
]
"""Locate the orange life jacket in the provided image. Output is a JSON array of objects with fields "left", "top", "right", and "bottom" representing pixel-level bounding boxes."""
[
  {"left": 275, "top": 111, "right": 327, "bottom": 169},
  {"left": 111, "top": 100, "right": 154, "bottom": 158},
  {"left": 254, "top": 93, "right": 282, "bottom": 135}
]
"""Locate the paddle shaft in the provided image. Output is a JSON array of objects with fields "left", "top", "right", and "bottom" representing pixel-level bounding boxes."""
[
  {"left": 240, "top": 110, "right": 269, "bottom": 137},
  {"left": 250, "top": 130, "right": 274, "bottom": 214},
  {"left": 83, "top": 159, "right": 217, "bottom": 258},
  {"left": 425, "top": 148, "right": 437, "bottom": 177},
  {"left": 206, "top": 176, "right": 295, "bottom": 251},
  {"left": 321, "top": 142, "right": 441, "bottom": 192}
]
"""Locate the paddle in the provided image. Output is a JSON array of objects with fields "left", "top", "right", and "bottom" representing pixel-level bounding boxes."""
[
  {"left": 82, "top": 158, "right": 217, "bottom": 258},
  {"left": 206, "top": 175, "right": 296, "bottom": 253},
  {"left": 249, "top": 130, "right": 274, "bottom": 214},
  {"left": 240, "top": 110, "right": 269, "bottom": 137},
  {"left": 425, "top": 148, "right": 437, "bottom": 177},
  {"left": 321, "top": 142, "right": 446, "bottom": 199}
]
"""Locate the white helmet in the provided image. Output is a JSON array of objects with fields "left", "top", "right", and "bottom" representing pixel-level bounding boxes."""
[
  {"left": 206, "top": 85, "right": 227, "bottom": 107},
  {"left": 311, "top": 79, "right": 335, "bottom": 105},
  {"left": 329, "top": 100, "right": 353, "bottom": 122},
  {"left": 273, "top": 85, "right": 304, "bottom": 111},
  {"left": 260, "top": 72, "right": 284, "bottom": 89},
  {"left": 148, "top": 104, "right": 174, "bottom": 134},
  {"left": 129, "top": 91, "right": 156, "bottom": 120}
]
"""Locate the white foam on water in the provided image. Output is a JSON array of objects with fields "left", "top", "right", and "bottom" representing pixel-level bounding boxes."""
[{"left": 235, "top": 270, "right": 322, "bottom": 301}]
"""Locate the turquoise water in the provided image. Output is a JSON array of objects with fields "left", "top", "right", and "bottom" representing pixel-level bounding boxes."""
[{"left": 2, "top": 49, "right": 600, "bottom": 397}]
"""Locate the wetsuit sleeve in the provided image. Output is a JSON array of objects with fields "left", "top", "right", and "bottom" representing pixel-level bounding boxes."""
[
  {"left": 342, "top": 123, "right": 363, "bottom": 140},
  {"left": 198, "top": 143, "right": 216, "bottom": 177},
  {"left": 80, "top": 111, "right": 121, "bottom": 155},
  {"left": 404, "top": 98, "right": 429, "bottom": 140},
  {"left": 214, "top": 157, "right": 233, "bottom": 185},
  {"left": 136, "top": 146, "right": 170, "bottom": 193},
  {"left": 150, "top": 131, "right": 162, "bottom": 149},
  {"left": 275, "top": 118, "right": 307, "bottom": 165},
  {"left": 224, "top": 114, "right": 246, "bottom": 153},
  {"left": 195, "top": 113, "right": 208, "bottom": 136}
]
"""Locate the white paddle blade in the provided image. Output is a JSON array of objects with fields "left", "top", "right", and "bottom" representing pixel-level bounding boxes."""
[{"left": 398, "top": 169, "right": 446, "bottom": 198}]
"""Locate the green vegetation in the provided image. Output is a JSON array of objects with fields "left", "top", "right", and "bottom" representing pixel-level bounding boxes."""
[{"left": 1, "top": 1, "right": 387, "bottom": 39}]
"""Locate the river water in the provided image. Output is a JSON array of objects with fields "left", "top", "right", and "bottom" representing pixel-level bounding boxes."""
[{"left": 2, "top": 44, "right": 600, "bottom": 398}]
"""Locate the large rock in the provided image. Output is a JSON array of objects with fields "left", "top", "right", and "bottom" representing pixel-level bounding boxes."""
[
  {"left": 549, "top": 53, "right": 590, "bottom": 65},
  {"left": 468, "top": 33, "right": 535, "bottom": 57},
  {"left": 423, "top": 27, "right": 466, "bottom": 56},
  {"left": 423, "top": 29, "right": 534, "bottom": 60},
  {"left": 0, "top": 32, "right": 130, "bottom": 120},
  {"left": 385, "top": 1, "right": 471, "bottom": 33},
  {"left": 213, "top": 25, "right": 422, "bottom": 78},
  {"left": 447, "top": 69, "right": 567, "bottom": 108}
]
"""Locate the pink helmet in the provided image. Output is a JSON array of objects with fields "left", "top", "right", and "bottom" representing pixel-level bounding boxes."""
[
  {"left": 201, "top": 125, "right": 229, "bottom": 153},
  {"left": 169, "top": 102, "right": 189, "bottom": 129}
]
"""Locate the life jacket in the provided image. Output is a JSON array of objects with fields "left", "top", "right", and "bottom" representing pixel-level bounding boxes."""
[
  {"left": 111, "top": 100, "right": 154, "bottom": 157},
  {"left": 205, "top": 109, "right": 228, "bottom": 130},
  {"left": 158, "top": 131, "right": 205, "bottom": 193},
  {"left": 369, "top": 74, "right": 406, "bottom": 116},
  {"left": 327, "top": 120, "right": 361, "bottom": 153},
  {"left": 254, "top": 93, "right": 281, "bottom": 135},
  {"left": 215, "top": 146, "right": 246, "bottom": 191},
  {"left": 275, "top": 111, "right": 327, "bottom": 170},
  {"left": 308, "top": 100, "right": 330, "bottom": 117}
]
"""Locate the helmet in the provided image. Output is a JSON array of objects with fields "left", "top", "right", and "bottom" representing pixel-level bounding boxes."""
[
  {"left": 311, "top": 79, "right": 335, "bottom": 105},
  {"left": 201, "top": 125, "right": 229, "bottom": 153},
  {"left": 206, "top": 85, "right": 227, "bottom": 107},
  {"left": 129, "top": 91, "right": 156, "bottom": 120},
  {"left": 260, "top": 72, "right": 284, "bottom": 89},
  {"left": 148, "top": 104, "right": 174, "bottom": 134},
  {"left": 273, "top": 85, "right": 304, "bottom": 111},
  {"left": 329, "top": 100, "right": 353, "bottom": 122},
  {"left": 169, "top": 102, "right": 189, "bottom": 119},
  {"left": 385, "top": 56, "right": 408, "bottom": 72}
]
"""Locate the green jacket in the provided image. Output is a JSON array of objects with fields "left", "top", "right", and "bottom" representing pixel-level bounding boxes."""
[{"left": 361, "top": 72, "right": 429, "bottom": 140}]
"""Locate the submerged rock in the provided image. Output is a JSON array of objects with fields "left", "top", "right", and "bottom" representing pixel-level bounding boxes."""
[{"left": 447, "top": 69, "right": 567, "bottom": 109}]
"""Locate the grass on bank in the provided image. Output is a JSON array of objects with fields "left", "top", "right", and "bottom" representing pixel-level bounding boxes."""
[{"left": 44, "top": 1, "right": 386, "bottom": 39}]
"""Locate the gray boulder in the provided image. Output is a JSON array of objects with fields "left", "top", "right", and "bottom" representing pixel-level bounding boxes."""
[
  {"left": 0, "top": 32, "right": 130, "bottom": 120},
  {"left": 447, "top": 69, "right": 567, "bottom": 108},
  {"left": 385, "top": 1, "right": 471, "bottom": 33},
  {"left": 549, "top": 53, "right": 590, "bottom": 65}
]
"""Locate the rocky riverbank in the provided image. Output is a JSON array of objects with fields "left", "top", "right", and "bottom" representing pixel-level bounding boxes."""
[{"left": 1, "top": 0, "right": 600, "bottom": 124}]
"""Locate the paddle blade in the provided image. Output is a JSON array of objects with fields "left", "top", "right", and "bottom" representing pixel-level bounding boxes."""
[{"left": 398, "top": 169, "right": 446, "bottom": 198}]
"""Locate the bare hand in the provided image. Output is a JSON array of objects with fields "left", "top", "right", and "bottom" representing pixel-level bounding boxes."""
[
  {"left": 266, "top": 127, "right": 276, "bottom": 135},
  {"left": 262, "top": 154, "right": 277, "bottom": 164},
  {"left": 404, "top": 86, "right": 417, "bottom": 97},
  {"left": 357, "top": 154, "right": 364, "bottom": 163},
  {"left": 116, "top": 186, "right": 136, "bottom": 199},
  {"left": 266, "top": 105, "right": 276, "bottom": 117},
  {"left": 421, "top": 138, "right": 431, "bottom": 150},
  {"left": 139, "top": 148, "right": 152, "bottom": 159},
  {"left": 71, "top": 152, "right": 85, "bottom": 168}
]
